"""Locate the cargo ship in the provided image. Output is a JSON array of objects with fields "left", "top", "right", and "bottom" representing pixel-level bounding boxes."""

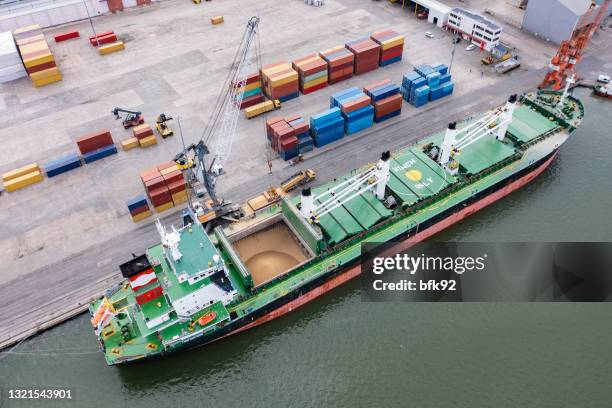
[
  {"left": 89, "top": 90, "right": 583, "bottom": 365},
  {"left": 593, "top": 82, "right": 612, "bottom": 99}
]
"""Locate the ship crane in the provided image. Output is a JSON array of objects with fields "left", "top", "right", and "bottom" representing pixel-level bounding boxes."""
[
  {"left": 539, "top": 0, "right": 610, "bottom": 90},
  {"left": 300, "top": 152, "right": 391, "bottom": 222},
  {"left": 174, "top": 16, "right": 261, "bottom": 225},
  {"left": 438, "top": 94, "right": 518, "bottom": 172}
]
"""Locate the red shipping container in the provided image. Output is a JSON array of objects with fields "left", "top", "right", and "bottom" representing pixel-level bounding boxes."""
[
  {"left": 54, "top": 31, "right": 80, "bottom": 42},
  {"left": 134, "top": 126, "right": 153, "bottom": 140},
  {"left": 140, "top": 168, "right": 161, "bottom": 182},
  {"left": 90, "top": 33, "right": 117, "bottom": 47},
  {"left": 26, "top": 60, "right": 57, "bottom": 75},
  {"left": 75, "top": 130, "right": 113, "bottom": 154},
  {"left": 364, "top": 79, "right": 392, "bottom": 94},
  {"left": 239, "top": 94, "right": 264, "bottom": 109},
  {"left": 166, "top": 179, "right": 186, "bottom": 194},
  {"left": 291, "top": 122, "right": 310, "bottom": 135},
  {"left": 301, "top": 81, "right": 328, "bottom": 94},
  {"left": 135, "top": 285, "right": 163, "bottom": 305},
  {"left": 162, "top": 170, "right": 184, "bottom": 184},
  {"left": 156, "top": 161, "right": 177, "bottom": 172},
  {"left": 89, "top": 31, "right": 113, "bottom": 41},
  {"left": 144, "top": 176, "right": 166, "bottom": 191},
  {"left": 279, "top": 136, "right": 298, "bottom": 151},
  {"left": 130, "top": 205, "right": 150, "bottom": 217},
  {"left": 341, "top": 95, "right": 372, "bottom": 114}
]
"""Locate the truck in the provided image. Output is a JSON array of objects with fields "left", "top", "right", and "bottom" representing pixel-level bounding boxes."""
[{"left": 244, "top": 99, "right": 281, "bottom": 119}]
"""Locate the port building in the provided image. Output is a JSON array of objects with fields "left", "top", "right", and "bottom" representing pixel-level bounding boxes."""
[
  {"left": 446, "top": 8, "right": 502, "bottom": 52},
  {"left": 522, "top": 0, "right": 599, "bottom": 44}
]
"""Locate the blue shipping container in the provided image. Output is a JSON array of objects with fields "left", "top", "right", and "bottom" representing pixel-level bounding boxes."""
[
  {"left": 432, "top": 63, "right": 448, "bottom": 75},
  {"left": 380, "top": 55, "right": 402, "bottom": 66},
  {"left": 279, "top": 92, "right": 299, "bottom": 103},
  {"left": 126, "top": 196, "right": 148, "bottom": 211},
  {"left": 82, "top": 144, "right": 117, "bottom": 164},
  {"left": 440, "top": 73, "right": 452, "bottom": 84},
  {"left": 374, "top": 109, "right": 401, "bottom": 123}
]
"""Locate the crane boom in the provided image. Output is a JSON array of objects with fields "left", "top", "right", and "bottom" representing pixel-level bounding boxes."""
[{"left": 539, "top": 0, "right": 610, "bottom": 90}]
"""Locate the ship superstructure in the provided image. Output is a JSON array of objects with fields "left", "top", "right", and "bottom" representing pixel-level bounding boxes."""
[{"left": 90, "top": 91, "right": 583, "bottom": 365}]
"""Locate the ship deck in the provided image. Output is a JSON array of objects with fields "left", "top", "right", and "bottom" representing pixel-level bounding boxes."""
[{"left": 508, "top": 105, "right": 559, "bottom": 144}]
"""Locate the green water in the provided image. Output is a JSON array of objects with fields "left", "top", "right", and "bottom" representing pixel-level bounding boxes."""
[{"left": 1, "top": 89, "right": 611, "bottom": 408}]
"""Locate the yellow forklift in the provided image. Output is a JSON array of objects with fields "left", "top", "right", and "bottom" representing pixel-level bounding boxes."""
[{"left": 156, "top": 113, "right": 174, "bottom": 138}]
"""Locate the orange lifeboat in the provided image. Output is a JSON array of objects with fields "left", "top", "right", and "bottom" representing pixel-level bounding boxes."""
[{"left": 197, "top": 312, "right": 217, "bottom": 326}]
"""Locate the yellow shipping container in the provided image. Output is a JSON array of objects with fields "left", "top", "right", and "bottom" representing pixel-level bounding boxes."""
[
  {"left": 33, "top": 74, "right": 62, "bottom": 88},
  {"left": 154, "top": 201, "right": 174, "bottom": 213},
  {"left": 23, "top": 53, "right": 54, "bottom": 68},
  {"left": 139, "top": 135, "right": 158, "bottom": 147},
  {"left": 131, "top": 210, "right": 152, "bottom": 222},
  {"left": 381, "top": 36, "right": 404, "bottom": 51},
  {"left": 30, "top": 67, "right": 61, "bottom": 81},
  {"left": 121, "top": 137, "right": 140, "bottom": 151},
  {"left": 303, "top": 75, "right": 328, "bottom": 88},
  {"left": 2, "top": 163, "right": 40, "bottom": 182},
  {"left": 4, "top": 170, "right": 44, "bottom": 192},
  {"left": 211, "top": 16, "right": 224, "bottom": 25},
  {"left": 242, "top": 81, "right": 262, "bottom": 92},
  {"left": 269, "top": 72, "right": 299, "bottom": 87},
  {"left": 99, "top": 41, "right": 125, "bottom": 55},
  {"left": 19, "top": 40, "right": 49, "bottom": 55},
  {"left": 244, "top": 100, "right": 275, "bottom": 119},
  {"left": 172, "top": 191, "right": 188, "bottom": 205},
  {"left": 160, "top": 165, "right": 180, "bottom": 175}
]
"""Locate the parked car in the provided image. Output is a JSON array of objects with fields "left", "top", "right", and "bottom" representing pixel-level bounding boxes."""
[
  {"left": 597, "top": 74, "right": 610, "bottom": 84},
  {"left": 452, "top": 36, "right": 461, "bottom": 44},
  {"left": 417, "top": 11, "right": 428, "bottom": 19},
  {"left": 425, "top": 32, "right": 434, "bottom": 39},
  {"left": 465, "top": 44, "right": 477, "bottom": 51}
]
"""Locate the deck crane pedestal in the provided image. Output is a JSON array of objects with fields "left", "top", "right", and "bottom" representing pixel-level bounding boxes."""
[
  {"left": 174, "top": 16, "right": 262, "bottom": 227},
  {"left": 539, "top": 0, "right": 610, "bottom": 90}
]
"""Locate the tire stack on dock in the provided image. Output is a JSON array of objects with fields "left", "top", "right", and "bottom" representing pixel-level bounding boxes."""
[
  {"left": 345, "top": 37, "right": 380, "bottom": 75},
  {"left": 266, "top": 117, "right": 298, "bottom": 161},
  {"left": 43, "top": 153, "right": 82, "bottom": 177},
  {"left": 330, "top": 87, "right": 374, "bottom": 135},
  {"left": 260, "top": 62, "right": 299, "bottom": 102},
  {"left": 1, "top": 163, "right": 44, "bottom": 192},
  {"left": 291, "top": 53, "right": 328, "bottom": 95},
  {"left": 370, "top": 29, "right": 405, "bottom": 66},
  {"left": 233, "top": 72, "right": 265, "bottom": 109},
  {"left": 401, "top": 64, "right": 453, "bottom": 107},
  {"left": 126, "top": 196, "right": 151, "bottom": 222},
  {"left": 319, "top": 46, "right": 354, "bottom": 84},
  {"left": 13, "top": 25, "right": 62, "bottom": 87},
  {"left": 75, "top": 129, "right": 117, "bottom": 164},
  {"left": 310, "top": 107, "right": 345, "bottom": 147},
  {"left": 0, "top": 31, "right": 27, "bottom": 83},
  {"left": 364, "top": 79, "right": 402, "bottom": 123}
]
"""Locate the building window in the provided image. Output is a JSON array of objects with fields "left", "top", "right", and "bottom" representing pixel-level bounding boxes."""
[
  {"left": 484, "top": 36, "right": 492, "bottom": 41},
  {"left": 475, "top": 32, "right": 483, "bottom": 38},
  {"left": 485, "top": 29, "right": 493, "bottom": 35}
]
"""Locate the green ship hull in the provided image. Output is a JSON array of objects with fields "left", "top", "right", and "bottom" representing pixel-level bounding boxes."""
[{"left": 89, "top": 91, "right": 583, "bottom": 365}]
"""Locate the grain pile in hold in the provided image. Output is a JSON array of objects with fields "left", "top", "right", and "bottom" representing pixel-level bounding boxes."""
[
  {"left": 0, "top": 31, "right": 27, "bottom": 83},
  {"left": 345, "top": 37, "right": 380, "bottom": 75},
  {"left": 43, "top": 153, "right": 82, "bottom": 177},
  {"left": 233, "top": 72, "right": 264, "bottom": 109},
  {"left": 2, "top": 163, "right": 44, "bottom": 192},
  {"left": 126, "top": 195, "right": 151, "bottom": 222},
  {"left": 364, "top": 79, "right": 402, "bottom": 123},
  {"left": 292, "top": 53, "right": 328, "bottom": 95},
  {"left": 370, "top": 29, "right": 404, "bottom": 66},
  {"left": 261, "top": 62, "right": 299, "bottom": 102},
  {"left": 14, "top": 25, "right": 61, "bottom": 87},
  {"left": 266, "top": 117, "right": 298, "bottom": 161},
  {"left": 330, "top": 87, "right": 374, "bottom": 135},
  {"left": 319, "top": 46, "right": 354, "bottom": 84},
  {"left": 75, "top": 129, "right": 117, "bottom": 164},
  {"left": 310, "top": 107, "right": 345, "bottom": 147}
]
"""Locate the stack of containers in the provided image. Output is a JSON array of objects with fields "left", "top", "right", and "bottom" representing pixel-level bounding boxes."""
[
  {"left": 260, "top": 62, "right": 299, "bottom": 102},
  {"left": 13, "top": 25, "right": 61, "bottom": 87},
  {"left": 287, "top": 115, "right": 312, "bottom": 154},
  {"left": 1, "top": 163, "right": 44, "bottom": 192},
  {"left": 319, "top": 46, "right": 354, "bottom": 84},
  {"left": 330, "top": 87, "right": 374, "bottom": 135},
  {"left": 364, "top": 79, "right": 402, "bottom": 123},
  {"left": 132, "top": 124, "right": 157, "bottom": 147},
  {"left": 0, "top": 31, "right": 27, "bottom": 83},
  {"left": 266, "top": 118, "right": 298, "bottom": 161},
  {"left": 292, "top": 53, "right": 328, "bottom": 95},
  {"left": 370, "top": 29, "right": 405, "bottom": 66},
  {"left": 126, "top": 196, "right": 151, "bottom": 222},
  {"left": 345, "top": 37, "right": 380, "bottom": 75},
  {"left": 310, "top": 108, "right": 345, "bottom": 147},
  {"left": 43, "top": 153, "right": 82, "bottom": 177},
  {"left": 431, "top": 63, "right": 454, "bottom": 98},
  {"left": 401, "top": 71, "right": 429, "bottom": 107},
  {"left": 402, "top": 64, "right": 454, "bottom": 106},
  {"left": 158, "top": 162, "right": 188, "bottom": 206},
  {"left": 233, "top": 72, "right": 265, "bottom": 109},
  {"left": 140, "top": 167, "right": 173, "bottom": 213},
  {"left": 75, "top": 130, "right": 117, "bottom": 164}
]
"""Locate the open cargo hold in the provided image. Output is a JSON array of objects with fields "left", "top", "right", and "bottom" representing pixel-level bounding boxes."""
[
  {"left": 401, "top": 63, "right": 453, "bottom": 107},
  {"left": 0, "top": 31, "right": 27, "bottom": 83},
  {"left": 364, "top": 79, "right": 402, "bottom": 123},
  {"left": 330, "top": 87, "right": 374, "bottom": 135},
  {"left": 310, "top": 107, "right": 345, "bottom": 147},
  {"left": 292, "top": 53, "right": 328, "bottom": 95},
  {"left": 13, "top": 25, "right": 61, "bottom": 87},
  {"left": 126, "top": 195, "right": 152, "bottom": 222},
  {"left": 43, "top": 153, "right": 82, "bottom": 177},
  {"left": 319, "top": 46, "right": 354, "bottom": 84},
  {"left": 261, "top": 62, "right": 299, "bottom": 102},
  {"left": 370, "top": 29, "right": 404, "bottom": 66},
  {"left": 232, "top": 72, "right": 264, "bottom": 109},
  {"left": 345, "top": 37, "right": 380, "bottom": 75}
]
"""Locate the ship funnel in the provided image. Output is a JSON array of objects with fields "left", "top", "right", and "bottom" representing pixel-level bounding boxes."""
[
  {"left": 300, "top": 188, "right": 315, "bottom": 219},
  {"left": 376, "top": 151, "right": 391, "bottom": 200},
  {"left": 497, "top": 95, "right": 517, "bottom": 141},
  {"left": 439, "top": 122, "right": 457, "bottom": 164}
]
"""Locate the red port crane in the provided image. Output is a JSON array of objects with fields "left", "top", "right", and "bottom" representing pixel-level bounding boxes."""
[{"left": 539, "top": 0, "right": 610, "bottom": 90}]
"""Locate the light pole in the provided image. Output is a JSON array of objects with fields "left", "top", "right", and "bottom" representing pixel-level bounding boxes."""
[
  {"left": 82, "top": 0, "right": 99, "bottom": 46},
  {"left": 449, "top": 32, "right": 458, "bottom": 74}
]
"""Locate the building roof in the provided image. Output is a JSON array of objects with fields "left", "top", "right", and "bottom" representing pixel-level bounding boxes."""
[
  {"left": 451, "top": 7, "right": 502, "bottom": 31},
  {"left": 558, "top": 0, "right": 592, "bottom": 16},
  {"left": 415, "top": 0, "right": 451, "bottom": 14}
]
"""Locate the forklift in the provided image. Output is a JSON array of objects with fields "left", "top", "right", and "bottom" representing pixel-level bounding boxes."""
[
  {"left": 155, "top": 113, "right": 174, "bottom": 138},
  {"left": 112, "top": 108, "right": 144, "bottom": 129}
]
